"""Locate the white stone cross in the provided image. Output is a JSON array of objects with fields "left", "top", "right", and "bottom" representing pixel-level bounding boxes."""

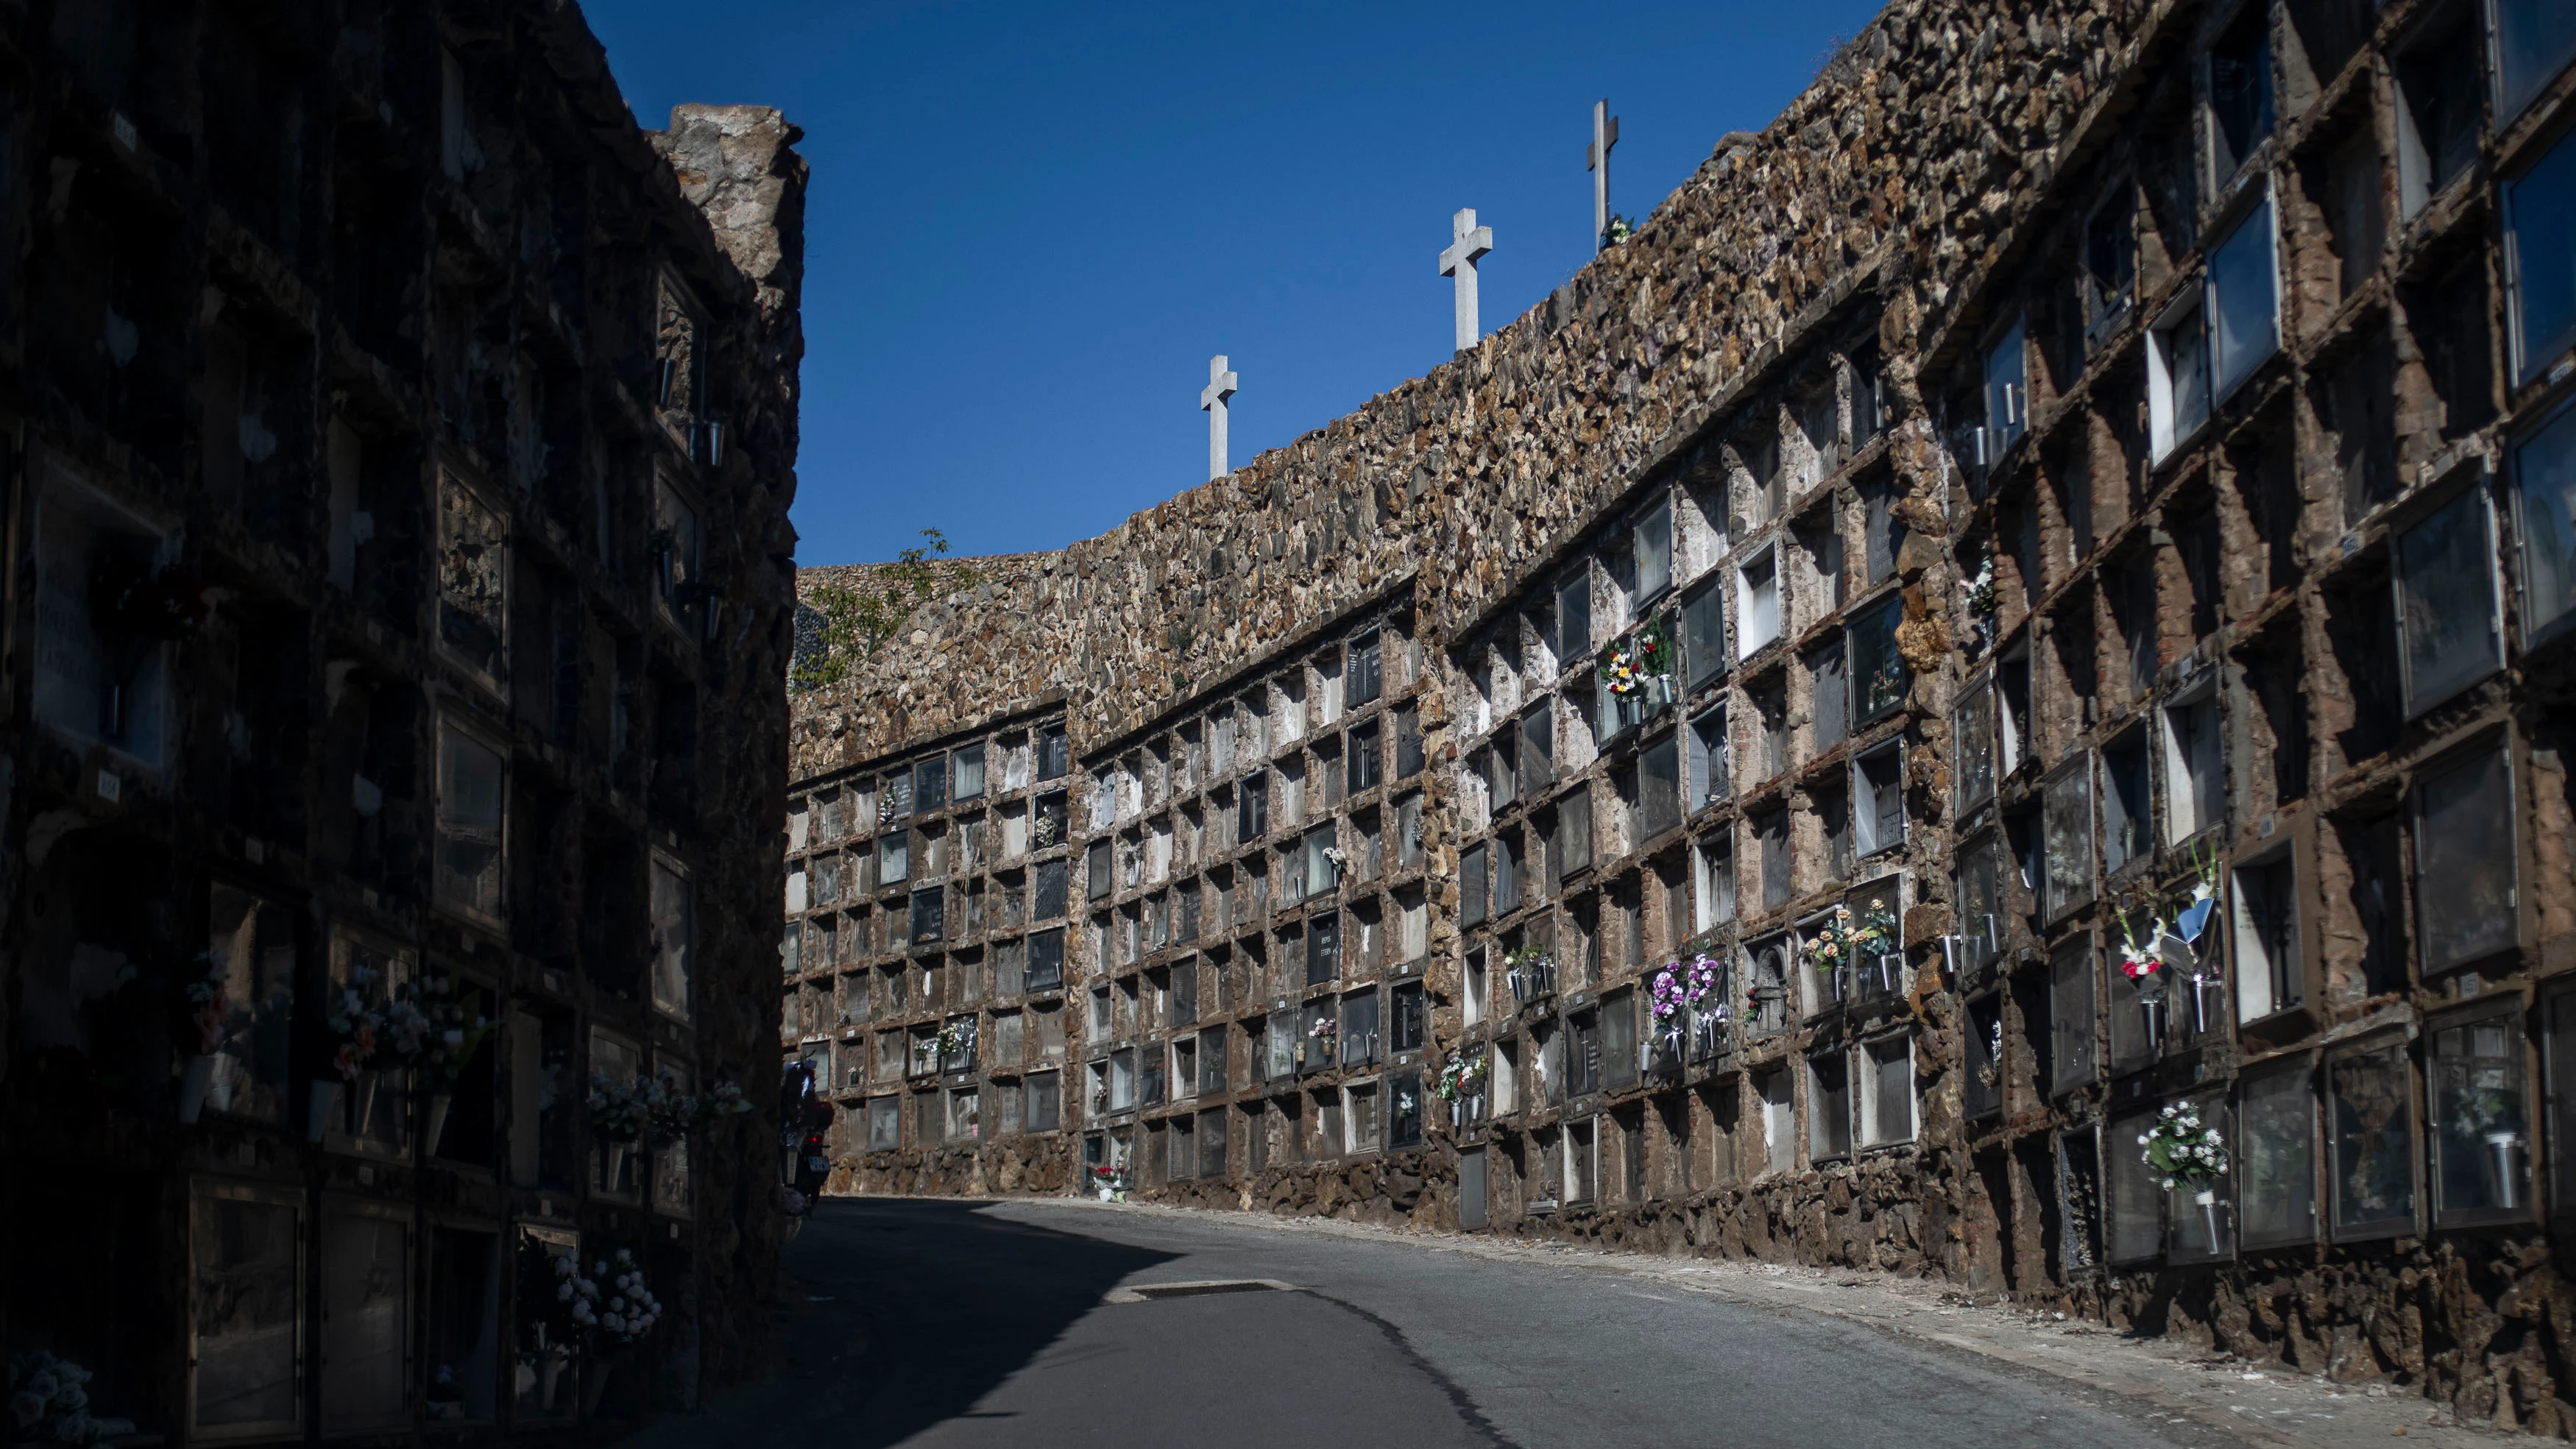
[
  {"left": 1587, "top": 99, "right": 1619, "bottom": 249},
  {"left": 1200, "top": 355, "right": 1239, "bottom": 481},
  {"left": 1439, "top": 208, "right": 1495, "bottom": 352}
]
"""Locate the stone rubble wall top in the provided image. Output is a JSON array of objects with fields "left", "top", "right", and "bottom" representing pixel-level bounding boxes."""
[{"left": 793, "top": 0, "right": 2165, "bottom": 776}]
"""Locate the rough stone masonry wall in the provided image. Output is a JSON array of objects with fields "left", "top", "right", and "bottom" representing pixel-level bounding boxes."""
[
  {"left": 792, "top": 0, "right": 2151, "bottom": 773},
  {"left": 790, "top": 0, "right": 2147, "bottom": 1272},
  {"left": 0, "top": 1, "right": 807, "bottom": 1433},
  {"left": 793, "top": 0, "right": 2576, "bottom": 1431},
  {"left": 784, "top": 0, "right": 2145, "bottom": 1248},
  {"left": 643, "top": 99, "right": 813, "bottom": 1392}
]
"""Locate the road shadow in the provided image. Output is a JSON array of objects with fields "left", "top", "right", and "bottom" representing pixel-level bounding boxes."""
[{"left": 620, "top": 1197, "right": 1177, "bottom": 1449}]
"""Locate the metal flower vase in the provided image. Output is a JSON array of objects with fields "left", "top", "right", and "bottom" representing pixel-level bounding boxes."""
[
  {"left": 307, "top": 1079, "right": 341, "bottom": 1142},
  {"left": 537, "top": 1353, "right": 569, "bottom": 1414},
  {"left": 581, "top": 1361, "right": 614, "bottom": 1418},
  {"left": 352, "top": 1074, "right": 381, "bottom": 1141},
  {"left": 424, "top": 1091, "right": 454, "bottom": 1157},
  {"left": 2135, "top": 968, "right": 2168, "bottom": 1046},
  {"left": 2193, "top": 1188, "right": 2222, "bottom": 1248},
  {"left": 178, "top": 1054, "right": 217, "bottom": 1123},
  {"left": 1650, "top": 1026, "right": 1685, "bottom": 1079},
  {"left": 1691, "top": 1013, "right": 1724, "bottom": 1063},
  {"left": 2488, "top": 1133, "right": 2526, "bottom": 1210}
]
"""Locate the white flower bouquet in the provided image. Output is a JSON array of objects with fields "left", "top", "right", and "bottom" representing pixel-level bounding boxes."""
[
  {"left": 592, "top": 1249, "right": 664, "bottom": 1345},
  {"left": 8, "top": 1351, "right": 116, "bottom": 1446},
  {"left": 588, "top": 1071, "right": 662, "bottom": 1145},
  {"left": 2139, "top": 1102, "right": 2229, "bottom": 1191}
]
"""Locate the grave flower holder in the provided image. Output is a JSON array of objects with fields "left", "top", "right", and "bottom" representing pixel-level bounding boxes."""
[
  {"left": 2188, "top": 973, "right": 2221, "bottom": 1035},
  {"left": 307, "top": 1078, "right": 341, "bottom": 1142},
  {"left": 2134, "top": 966, "right": 2167, "bottom": 1045},
  {"left": 178, "top": 1052, "right": 218, "bottom": 1124},
  {"left": 1959, "top": 550, "right": 1999, "bottom": 651},
  {"left": 102, "top": 624, "right": 146, "bottom": 737},
  {"left": 515, "top": 1236, "right": 598, "bottom": 1416},
  {"left": 581, "top": 1361, "right": 615, "bottom": 1418},
  {"left": 320, "top": 971, "right": 386, "bottom": 1142},
  {"left": 1648, "top": 966, "right": 1689, "bottom": 1054},
  {"left": 587, "top": 1071, "right": 660, "bottom": 1190},
  {"left": 424, "top": 1091, "right": 454, "bottom": 1156},
  {"left": 88, "top": 551, "right": 209, "bottom": 741},
  {"left": 2141, "top": 1102, "right": 2230, "bottom": 1250},
  {"left": 1613, "top": 675, "right": 1674, "bottom": 731},
  {"left": 1691, "top": 1011, "right": 1725, "bottom": 1062},
  {"left": 1308, "top": 1018, "right": 1339, "bottom": 1066},
  {"left": 1861, "top": 953, "right": 1900, "bottom": 998},
  {"left": 1597, "top": 620, "right": 1677, "bottom": 731},
  {"left": 647, "top": 527, "right": 679, "bottom": 595},
  {"left": 2161, "top": 868, "right": 2223, "bottom": 1039},
  {"left": 1680, "top": 955, "right": 1724, "bottom": 1057},
  {"left": 2193, "top": 1188, "right": 2223, "bottom": 1247},
  {"left": 2489, "top": 1133, "right": 2527, "bottom": 1210},
  {"left": 404, "top": 974, "right": 496, "bottom": 1152},
  {"left": 1649, "top": 1023, "right": 1685, "bottom": 1078},
  {"left": 1803, "top": 907, "right": 1861, "bottom": 1003},
  {"left": 2116, "top": 910, "right": 2193, "bottom": 1049},
  {"left": 351, "top": 1072, "right": 383, "bottom": 1141},
  {"left": 1506, "top": 952, "right": 1558, "bottom": 1003}
]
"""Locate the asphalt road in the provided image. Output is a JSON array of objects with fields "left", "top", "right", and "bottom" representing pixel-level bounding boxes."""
[{"left": 637, "top": 1197, "right": 2232, "bottom": 1449}]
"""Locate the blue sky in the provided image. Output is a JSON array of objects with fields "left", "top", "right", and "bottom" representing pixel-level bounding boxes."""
[{"left": 588, "top": 0, "right": 1889, "bottom": 566}]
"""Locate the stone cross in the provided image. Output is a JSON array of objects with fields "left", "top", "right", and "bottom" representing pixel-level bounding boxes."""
[
  {"left": 1587, "top": 99, "right": 1619, "bottom": 250},
  {"left": 1200, "top": 355, "right": 1239, "bottom": 481},
  {"left": 1439, "top": 208, "right": 1495, "bottom": 352}
]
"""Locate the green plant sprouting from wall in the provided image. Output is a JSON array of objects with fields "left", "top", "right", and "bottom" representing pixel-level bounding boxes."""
[{"left": 791, "top": 529, "right": 980, "bottom": 691}]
